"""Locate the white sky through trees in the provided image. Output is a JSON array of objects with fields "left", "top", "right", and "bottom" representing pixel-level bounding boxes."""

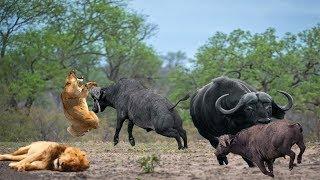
[{"left": 129, "top": 0, "right": 320, "bottom": 58}]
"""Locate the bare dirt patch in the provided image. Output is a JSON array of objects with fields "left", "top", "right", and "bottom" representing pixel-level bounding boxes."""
[{"left": 0, "top": 141, "right": 319, "bottom": 179}]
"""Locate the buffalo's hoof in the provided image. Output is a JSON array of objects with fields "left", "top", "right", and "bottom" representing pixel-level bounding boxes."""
[
  {"left": 180, "top": 147, "right": 187, "bottom": 150},
  {"left": 114, "top": 139, "right": 119, "bottom": 146},
  {"left": 267, "top": 173, "right": 274, "bottom": 178},
  {"left": 183, "top": 145, "right": 188, "bottom": 149},
  {"left": 217, "top": 156, "right": 228, "bottom": 165},
  {"left": 246, "top": 161, "right": 255, "bottom": 167},
  {"left": 178, "top": 146, "right": 183, "bottom": 150},
  {"left": 129, "top": 138, "right": 135, "bottom": 146},
  {"left": 297, "top": 157, "right": 302, "bottom": 164},
  {"left": 289, "top": 163, "right": 297, "bottom": 170}
]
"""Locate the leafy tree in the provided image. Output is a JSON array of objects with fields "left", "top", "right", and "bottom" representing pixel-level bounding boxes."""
[
  {"left": 162, "top": 51, "right": 188, "bottom": 69},
  {"left": 0, "top": 0, "right": 64, "bottom": 60},
  {"left": 0, "top": 0, "right": 161, "bottom": 114}
]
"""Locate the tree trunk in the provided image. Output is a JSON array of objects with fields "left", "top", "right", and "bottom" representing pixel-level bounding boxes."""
[
  {"left": 0, "top": 32, "right": 9, "bottom": 61},
  {"left": 316, "top": 119, "right": 320, "bottom": 142},
  {"left": 8, "top": 96, "right": 18, "bottom": 110},
  {"left": 24, "top": 96, "right": 35, "bottom": 116},
  {"left": 49, "top": 91, "right": 62, "bottom": 110},
  {"left": 261, "top": 79, "right": 269, "bottom": 92}
]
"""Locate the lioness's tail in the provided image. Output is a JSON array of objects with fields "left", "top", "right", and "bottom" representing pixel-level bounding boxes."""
[{"left": 169, "top": 94, "right": 190, "bottom": 111}]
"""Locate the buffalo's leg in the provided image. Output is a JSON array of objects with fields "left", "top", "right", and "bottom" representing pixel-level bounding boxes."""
[
  {"left": 209, "top": 137, "right": 228, "bottom": 165},
  {"left": 114, "top": 116, "right": 126, "bottom": 146},
  {"left": 255, "top": 159, "right": 274, "bottom": 177},
  {"left": 155, "top": 128, "right": 182, "bottom": 149},
  {"left": 177, "top": 128, "right": 188, "bottom": 149},
  {"left": 286, "top": 150, "right": 296, "bottom": 170},
  {"left": 296, "top": 140, "right": 306, "bottom": 164},
  {"left": 208, "top": 137, "right": 219, "bottom": 148},
  {"left": 266, "top": 159, "right": 274, "bottom": 173},
  {"left": 127, "top": 120, "right": 135, "bottom": 146},
  {"left": 279, "top": 141, "right": 297, "bottom": 170},
  {"left": 216, "top": 155, "right": 228, "bottom": 165},
  {"left": 242, "top": 156, "right": 255, "bottom": 167}
]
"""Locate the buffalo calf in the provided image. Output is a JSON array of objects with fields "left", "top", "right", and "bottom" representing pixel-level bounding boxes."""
[{"left": 215, "top": 120, "right": 305, "bottom": 177}]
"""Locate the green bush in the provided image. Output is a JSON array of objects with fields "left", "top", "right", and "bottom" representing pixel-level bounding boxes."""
[{"left": 138, "top": 154, "right": 160, "bottom": 173}]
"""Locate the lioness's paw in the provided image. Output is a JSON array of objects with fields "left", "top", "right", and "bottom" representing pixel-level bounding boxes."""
[
  {"left": 10, "top": 163, "right": 26, "bottom": 171},
  {"left": 9, "top": 162, "right": 18, "bottom": 167},
  {"left": 16, "top": 164, "right": 26, "bottom": 171},
  {"left": 86, "top": 81, "right": 97, "bottom": 88}
]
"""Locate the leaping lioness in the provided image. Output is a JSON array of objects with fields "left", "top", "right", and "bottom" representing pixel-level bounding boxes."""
[{"left": 61, "top": 70, "right": 99, "bottom": 136}]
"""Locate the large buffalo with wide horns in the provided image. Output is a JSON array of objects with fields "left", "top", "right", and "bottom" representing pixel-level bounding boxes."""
[{"left": 190, "top": 76, "right": 293, "bottom": 166}]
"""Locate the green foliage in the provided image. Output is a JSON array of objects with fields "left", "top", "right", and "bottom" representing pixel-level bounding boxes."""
[
  {"left": 0, "top": 0, "right": 162, "bottom": 141},
  {"left": 138, "top": 154, "right": 160, "bottom": 173},
  {"left": 0, "top": 0, "right": 160, "bottom": 112}
]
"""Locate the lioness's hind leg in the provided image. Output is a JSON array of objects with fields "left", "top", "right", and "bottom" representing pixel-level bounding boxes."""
[
  {"left": 11, "top": 145, "right": 31, "bottom": 155},
  {"left": 88, "top": 111, "right": 99, "bottom": 128},
  {"left": 89, "top": 111, "right": 99, "bottom": 120},
  {"left": 0, "top": 154, "right": 27, "bottom": 161},
  {"left": 15, "top": 152, "right": 43, "bottom": 166}
]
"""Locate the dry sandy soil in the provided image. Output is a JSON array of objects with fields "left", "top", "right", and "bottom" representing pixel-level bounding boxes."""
[{"left": 0, "top": 140, "right": 319, "bottom": 180}]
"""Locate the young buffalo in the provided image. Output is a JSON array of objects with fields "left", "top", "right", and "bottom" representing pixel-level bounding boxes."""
[
  {"left": 215, "top": 120, "right": 305, "bottom": 177},
  {"left": 90, "top": 78, "right": 189, "bottom": 149}
]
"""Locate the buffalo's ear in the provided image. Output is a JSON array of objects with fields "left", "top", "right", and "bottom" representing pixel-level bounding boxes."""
[
  {"left": 224, "top": 135, "right": 235, "bottom": 147},
  {"left": 225, "top": 138, "right": 230, "bottom": 147},
  {"left": 271, "top": 101, "right": 285, "bottom": 119},
  {"left": 229, "top": 135, "right": 236, "bottom": 145}
]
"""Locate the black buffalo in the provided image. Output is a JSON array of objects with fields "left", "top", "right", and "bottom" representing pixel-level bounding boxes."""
[
  {"left": 90, "top": 78, "right": 189, "bottom": 149},
  {"left": 190, "top": 76, "right": 293, "bottom": 165}
]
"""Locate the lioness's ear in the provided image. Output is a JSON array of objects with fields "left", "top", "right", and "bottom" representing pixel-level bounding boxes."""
[{"left": 69, "top": 69, "right": 76, "bottom": 75}]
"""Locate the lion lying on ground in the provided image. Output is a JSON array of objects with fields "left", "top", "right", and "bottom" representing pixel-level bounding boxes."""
[
  {"left": 0, "top": 141, "right": 89, "bottom": 171},
  {"left": 61, "top": 70, "right": 100, "bottom": 136}
]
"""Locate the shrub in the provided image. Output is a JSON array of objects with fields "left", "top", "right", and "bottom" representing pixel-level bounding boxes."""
[{"left": 138, "top": 154, "right": 160, "bottom": 173}]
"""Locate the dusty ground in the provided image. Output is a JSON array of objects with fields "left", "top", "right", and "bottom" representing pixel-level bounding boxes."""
[{"left": 0, "top": 140, "right": 319, "bottom": 180}]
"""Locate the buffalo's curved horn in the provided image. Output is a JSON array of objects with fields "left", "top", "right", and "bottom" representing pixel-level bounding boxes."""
[
  {"left": 90, "top": 87, "right": 101, "bottom": 113},
  {"left": 239, "top": 82, "right": 252, "bottom": 93},
  {"left": 215, "top": 94, "right": 244, "bottom": 115},
  {"left": 275, "top": 90, "right": 293, "bottom": 111}
]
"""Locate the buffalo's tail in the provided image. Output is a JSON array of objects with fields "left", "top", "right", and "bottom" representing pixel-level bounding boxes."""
[
  {"left": 289, "top": 122, "right": 303, "bottom": 133},
  {"left": 169, "top": 94, "right": 190, "bottom": 111},
  {"left": 296, "top": 123, "right": 303, "bottom": 133}
]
